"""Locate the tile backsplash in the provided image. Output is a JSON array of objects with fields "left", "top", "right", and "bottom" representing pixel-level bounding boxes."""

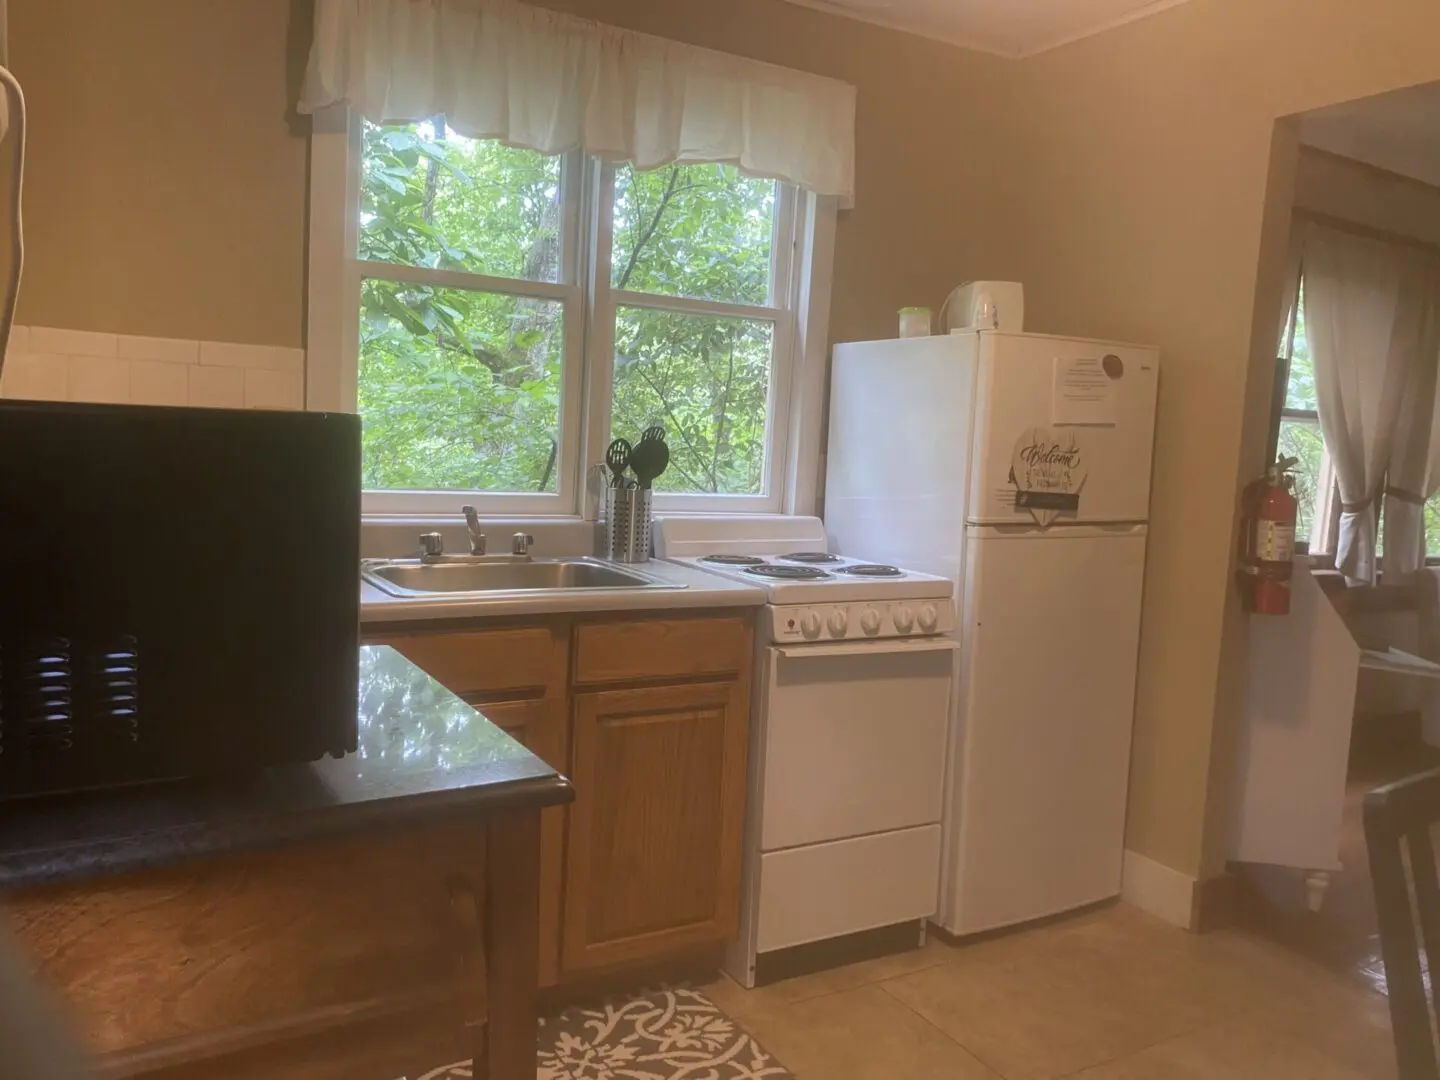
[{"left": 0, "top": 326, "right": 305, "bottom": 410}]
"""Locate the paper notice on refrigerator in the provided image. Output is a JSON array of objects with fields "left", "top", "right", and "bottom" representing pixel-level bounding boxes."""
[{"left": 1053, "top": 355, "right": 1120, "bottom": 426}]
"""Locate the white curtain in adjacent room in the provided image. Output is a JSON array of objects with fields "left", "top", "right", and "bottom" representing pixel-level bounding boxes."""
[
  {"left": 1382, "top": 286, "right": 1440, "bottom": 577},
  {"left": 298, "top": 0, "right": 858, "bottom": 202},
  {"left": 1304, "top": 223, "right": 1434, "bottom": 584}
]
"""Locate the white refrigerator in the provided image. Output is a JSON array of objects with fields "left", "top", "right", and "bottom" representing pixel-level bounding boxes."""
[{"left": 824, "top": 330, "right": 1159, "bottom": 936}]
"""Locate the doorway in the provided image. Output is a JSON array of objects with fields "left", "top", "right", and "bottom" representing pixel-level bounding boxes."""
[{"left": 1235, "top": 79, "right": 1440, "bottom": 994}]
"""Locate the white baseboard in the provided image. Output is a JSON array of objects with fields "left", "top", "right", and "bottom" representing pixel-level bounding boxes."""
[{"left": 1121, "top": 849, "right": 1197, "bottom": 929}]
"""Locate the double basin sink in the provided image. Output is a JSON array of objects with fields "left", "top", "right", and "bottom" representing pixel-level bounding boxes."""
[{"left": 362, "top": 555, "right": 685, "bottom": 600}]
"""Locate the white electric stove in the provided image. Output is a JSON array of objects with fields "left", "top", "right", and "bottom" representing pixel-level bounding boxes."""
[
  {"left": 655, "top": 516, "right": 954, "bottom": 644},
  {"left": 654, "top": 515, "right": 955, "bottom": 987}
]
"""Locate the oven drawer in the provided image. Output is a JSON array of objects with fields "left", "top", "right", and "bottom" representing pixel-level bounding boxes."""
[
  {"left": 759, "top": 640, "right": 954, "bottom": 851},
  {"left": 756, "top": 825, "right": 942, "bottom": 953}
]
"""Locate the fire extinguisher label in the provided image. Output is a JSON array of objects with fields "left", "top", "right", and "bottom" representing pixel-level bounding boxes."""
[{"left": 1255, "top": 521, "right": 1295, "bottom": 562}]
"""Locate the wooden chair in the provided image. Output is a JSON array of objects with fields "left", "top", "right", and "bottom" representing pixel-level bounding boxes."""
[{"left": 1364, "top": 767, "right": 1440, "bottom": 1077}]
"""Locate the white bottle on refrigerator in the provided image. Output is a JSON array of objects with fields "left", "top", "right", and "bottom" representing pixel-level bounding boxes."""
[{"left": 824, "top": 330, "right": 1160, "bottom": 936}]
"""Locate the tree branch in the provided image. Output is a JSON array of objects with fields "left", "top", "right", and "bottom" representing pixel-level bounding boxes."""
[
  {"left": 421, "top": 118, "right": 443, "bottom": 223},
  {"left": 634, "top": 364, "right": 707, "bottom": 489},
  {"left": 709, "top": 339, "right": 737, "bottom": 494},
  {"left": 616, "top": 166, "right": 684, "bottom": 291}
]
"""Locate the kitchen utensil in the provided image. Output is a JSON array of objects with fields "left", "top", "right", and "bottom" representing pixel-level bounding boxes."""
[
  {"left": 605, "top": 437, "right": 632, "bottom": 488},
  {"left": 603, "top": 485, "right": 652, "bottom": 563},
  {"left": 629, "top": 433, "right": 670, "bottom": 490},
  {"left": 641, "top": 425, "right": 666, "bottom": 445}
]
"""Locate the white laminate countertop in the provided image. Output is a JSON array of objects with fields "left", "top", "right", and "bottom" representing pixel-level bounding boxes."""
[{"left": 360, "top": 557, "right": 766, "bottom": 624}]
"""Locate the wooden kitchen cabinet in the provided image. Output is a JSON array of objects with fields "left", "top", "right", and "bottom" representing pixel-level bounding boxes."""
[
  {"left": 478, "top": 698, "right": 568, "bottom": 988},
  {"left": 561, "top": 680, "right": 749, "bottom": 973},
  {"left": 381, "top": 627, "right": 562, "bottom": 702},
  {"left": 365, "top": 610, "right": 755, "bottom": 985}
]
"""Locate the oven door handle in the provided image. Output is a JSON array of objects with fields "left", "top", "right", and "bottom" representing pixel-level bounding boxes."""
[{"left": 772, "top": 638, "right": 958, "bottom": 659}]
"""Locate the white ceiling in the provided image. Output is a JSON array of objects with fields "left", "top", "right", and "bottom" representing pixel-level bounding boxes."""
[
  {"left": 782, "top": 0, "right": 1195, "bottom": 57},
  {"left": 1300, "top": 83, "right": 1440, "bottom": 190}
]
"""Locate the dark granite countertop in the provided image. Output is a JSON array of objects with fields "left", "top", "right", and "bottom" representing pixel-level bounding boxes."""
[{"left": 0, "top": 646, "right": 573, "bottom": 890}]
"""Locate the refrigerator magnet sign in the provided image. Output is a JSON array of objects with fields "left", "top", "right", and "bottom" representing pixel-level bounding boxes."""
[{"left": 1009, "top": 427, "right": 1088, "bottom": 526}]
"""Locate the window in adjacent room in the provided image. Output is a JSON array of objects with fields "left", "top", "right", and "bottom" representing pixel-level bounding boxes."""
[{"left": 1276, "top": 281, "right": 1336, "bottom": 554}]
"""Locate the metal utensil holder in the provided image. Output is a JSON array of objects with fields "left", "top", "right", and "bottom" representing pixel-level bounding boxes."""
[{"left": 602, "top": 487, "right": 652, "bottom": 563}]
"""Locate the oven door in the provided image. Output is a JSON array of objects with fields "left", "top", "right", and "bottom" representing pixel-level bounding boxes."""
[{"left": 757, "top": 637, "right": 956, "bottom": 852}]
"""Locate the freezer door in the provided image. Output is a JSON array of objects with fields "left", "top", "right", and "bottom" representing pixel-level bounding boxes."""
[
  {"left": 825, "top": 335, "right": 977, "bottom": 581},
  {"left": 941, "top": 527, "right": 1146, "bottom": 936},
  {"left": 968, "top": 332, "right": 1159, "bottom": 525}
]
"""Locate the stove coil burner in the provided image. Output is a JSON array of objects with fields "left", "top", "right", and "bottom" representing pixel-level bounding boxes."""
[
  {"left": 742, "top": 564, "right": 832, "bottom": 581},
  {"left": 699, "top": 554, "right": 767, "bottom": 566},
  {"left": 778, "top": 552, "right": 842, "bottom": 564},
  {"left": 837, "top": 564, "right": 904, "bottom": 577}
]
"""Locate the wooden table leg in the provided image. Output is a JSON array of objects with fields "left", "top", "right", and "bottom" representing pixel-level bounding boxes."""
[{"left": 483, "top": 807, "right": 541, "bottom": 1080}]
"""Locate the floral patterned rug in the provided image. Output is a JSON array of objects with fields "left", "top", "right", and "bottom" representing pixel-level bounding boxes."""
[{"left": 410, "top": 986, "right": 793, "bottom": 1080}]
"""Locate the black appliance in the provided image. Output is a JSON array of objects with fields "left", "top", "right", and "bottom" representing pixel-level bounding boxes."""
[{"left": 0, "top": 401, "right": 361, "bottom": 798}]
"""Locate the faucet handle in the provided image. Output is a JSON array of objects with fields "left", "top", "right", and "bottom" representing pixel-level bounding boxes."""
[
  {"left": 461, "top": 505, "right": 486, "bottom": 555},
  {"left": 419, "top": 532, "right": 445, "bottom": 559},
  {"left": 512, "top": 532, "right": 535, "bottom": 557}
]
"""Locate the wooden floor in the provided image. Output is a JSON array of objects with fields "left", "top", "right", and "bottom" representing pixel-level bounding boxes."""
[{"left": 1234, "top": 714, "right": 1440, "bottom": 996}]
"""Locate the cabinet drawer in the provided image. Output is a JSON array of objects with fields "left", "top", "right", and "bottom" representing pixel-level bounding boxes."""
[
  {"left": 756, "top": 825, "right": 941, "bottom": 953},
  {"left": 381, "top": 628, "right": 556, "bottom": 698},
  {"left": 573, "top": 616, "right": 751, "bottom": 684}
]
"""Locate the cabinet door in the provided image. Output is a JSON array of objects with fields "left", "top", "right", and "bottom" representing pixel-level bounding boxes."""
[
  {"left": 481, "top": 698, "right": 568, "bottom": 988},
  {"left": 562, "top": 681, "right": 749, "bottom": 974}
]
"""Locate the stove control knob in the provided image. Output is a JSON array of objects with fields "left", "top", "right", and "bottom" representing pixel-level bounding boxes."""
[
  {"left": 801, "top": 611, "right": 822, "bottom": 639},
  {"left": 827, "top": 609, "right": 849, "bottom": 637},
  {"left": 894, "top": 606, "right": 914, "bottom": 633},
  {"left": 861, "top": 608, "right": 882, "bottom": 635},
  {"left": 918, "top": 604, "right": 939, "bottom": 632}
]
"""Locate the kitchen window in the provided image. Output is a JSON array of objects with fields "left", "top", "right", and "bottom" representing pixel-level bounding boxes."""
[{"left": 307, "top": 113, "right": 830, "bottom": 518}]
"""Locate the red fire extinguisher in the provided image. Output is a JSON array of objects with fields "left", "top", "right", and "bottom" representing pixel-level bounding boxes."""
[{"left": 1238, "top": 455, "right": 1300, "bottom": 615}]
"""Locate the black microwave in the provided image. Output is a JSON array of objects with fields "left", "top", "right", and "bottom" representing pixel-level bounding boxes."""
[{"left": 0, "top": 401, "right": 361, "bottom": 798}]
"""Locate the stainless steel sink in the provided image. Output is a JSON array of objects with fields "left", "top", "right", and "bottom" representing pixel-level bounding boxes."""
[{"left": 361, "top": 556, "right": 685, "bottom": 599}]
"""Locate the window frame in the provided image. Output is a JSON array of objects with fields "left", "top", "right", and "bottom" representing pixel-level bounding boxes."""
[
  {"left": 306, "top": 106, "right": 835, "bottom": 520},
  {"left": 1272, "top": 277, "right": 1338, "bottom": 558}
]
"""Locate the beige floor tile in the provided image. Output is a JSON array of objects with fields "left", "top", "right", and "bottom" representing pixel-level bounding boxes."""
[
  {"left": 722, "top": 983, "right": 1001, "bottom": 1080},
  {"left": 880, "top": 908, "right": 1265, "bottom": 1080},
  {"left": 1062, "top": 1013, "right": 1380, "bottom": 1079},
  {"left": 1198, "top": 929, "right": 1395, "bottom": 1077},
  {"left": 705, "top": 906, "right": 1394, "bottom": 1080},
  {"left": 767, "top": 939, "right": 962, "bottom": 1004}
]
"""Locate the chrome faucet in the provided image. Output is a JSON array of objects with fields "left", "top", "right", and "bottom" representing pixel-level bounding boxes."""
[
  {"left": 419, "top": 532, "right": 445, "bottom": 563},
  {"left": 461, "top": 505, "right": 487, "bottom": 556},
  {"left": 512, "top": 532, "right": 535, "bottom": 558}
]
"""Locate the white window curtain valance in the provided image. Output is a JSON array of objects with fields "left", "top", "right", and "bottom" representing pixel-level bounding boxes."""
[{"left": 298, "top": 0, "right": 857, "bottom": 204}]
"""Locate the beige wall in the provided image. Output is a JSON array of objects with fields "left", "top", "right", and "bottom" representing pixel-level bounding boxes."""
[
  {"left": 9, "top": 0, "right": 309, "bottom": 346},
  {"left": 997, "top": 0, "right": 1440, "bottom": 881},
  {"left": 8, "top": 0, "right": 1011, "bottom": 352},
  {"left": 1294, "top": 145, "right": 1440, "bottom": 244}
]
